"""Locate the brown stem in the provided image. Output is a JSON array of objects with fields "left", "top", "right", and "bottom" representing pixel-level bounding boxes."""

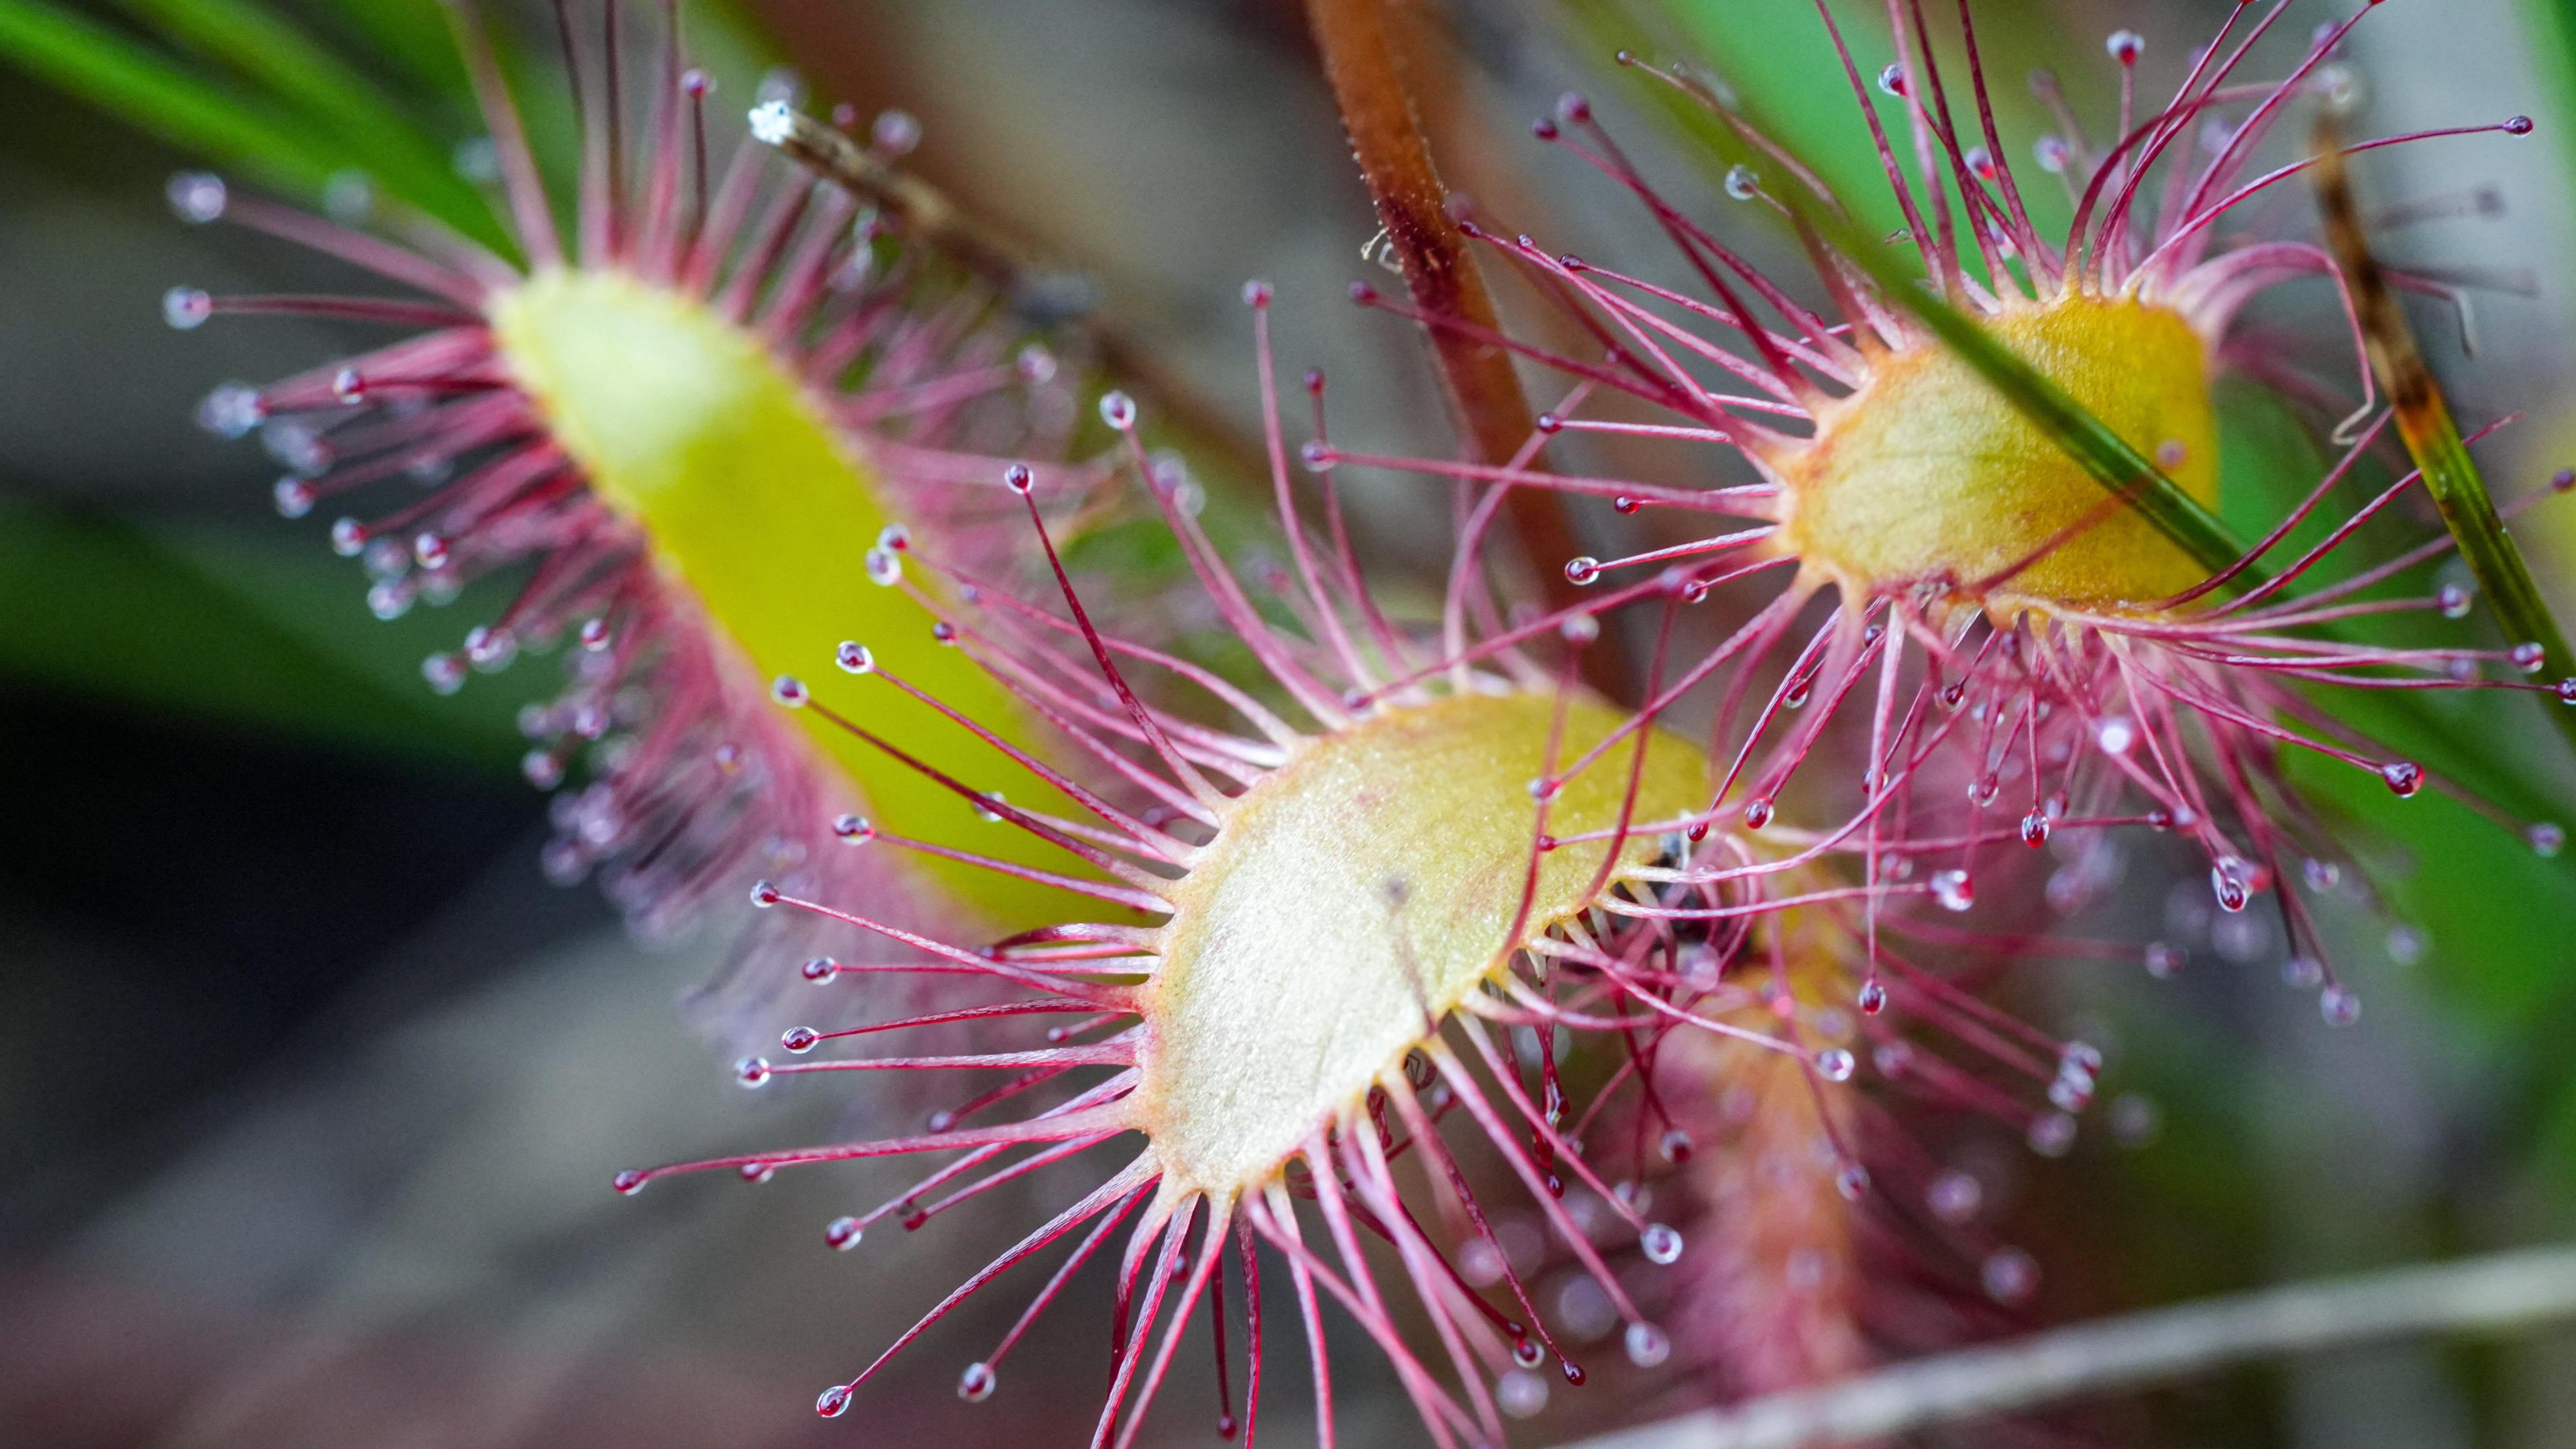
[
  {"left": 1303, "top": 0, "right": 1616, "bottom": 687},
  {"left": 2314, "top": 112, "right": 2576, "bottom": 771}
]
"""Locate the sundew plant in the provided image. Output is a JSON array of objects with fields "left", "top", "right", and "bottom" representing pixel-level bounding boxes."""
[{"left": 9, "top": 1, "right": 2576, "bottom": 1447}]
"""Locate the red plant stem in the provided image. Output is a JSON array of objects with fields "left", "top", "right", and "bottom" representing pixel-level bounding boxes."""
[{"left": 1303, "top": 0, "right": 1615, "bottom": 686}]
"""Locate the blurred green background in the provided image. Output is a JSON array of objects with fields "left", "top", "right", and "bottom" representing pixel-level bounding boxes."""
[{"left": 3, "top": 1, "right": 2575, "bottom": 1445}]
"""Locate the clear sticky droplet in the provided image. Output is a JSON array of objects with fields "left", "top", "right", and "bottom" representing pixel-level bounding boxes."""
[
  {"left": 195, "top": 382, "right": 266, "bottom": 438},
  {"left": 1622, "top": 1322, "right": 1670, "bottom": 1368},
  {"left": 1497, "top": 1368, "right": 1549, "bottom": 1418},
  {"left": 2094, "top": 715, "right": 2135, "bottom": 755},
  {"left": 2387, "top": 924, "right": 2426, "bottom": 965},
  {"left": 958, "top": 1362, "right": 996, "bottom": 1402},
  {"left": 1982, "top": 1247, "right": 2039, "bottom": 1304},
  {"left": 1639, "top": 1222, "right": 1682, "bottom": 1265},
  {"left": 2110, "top": 1093, "right": 2163, "bottom": 1148},
  {"left": 163, "top": 286, "right": 212, "bottom": 330},
  {"left": 1815, "top": 1048, "right": 1856, "bottom": 1083},
  {"left": 1927, "top": 1169, "right": 1982, "bottom": 1224},
  {"left": 167, "top": 171, "right": 228, "bottom": 223},
  {"left": 748, "top": 99, "right": 797, "bottom": 145},
  {"left": 871, "top": 108, "right": 922, "bottom": 156},
  {"left": 2027, "top": 1112, "right": 2077, "bottom": 1157}
]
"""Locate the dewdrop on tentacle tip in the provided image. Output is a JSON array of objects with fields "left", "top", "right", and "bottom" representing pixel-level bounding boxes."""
[
  {"left": 162, "top": 0, "right": 1112, "bottom": 947},
  {"left": 602, "top": 279, "right": 2069, "bottom": 1444},
  {"left": 1322, "top": 0, "right": 2572, "bottom": 1024}
]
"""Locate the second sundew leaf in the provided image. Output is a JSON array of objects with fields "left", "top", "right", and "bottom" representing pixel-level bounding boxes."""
[
  {"left": 1582, "top": 21, "right": 2576, "bottom": 845},
  {"left": 488, "top": 269, "right": 1097, "bottom": 928},
  {"left": 1572, "top": 22, "right": 2255, "bottom": 584}
]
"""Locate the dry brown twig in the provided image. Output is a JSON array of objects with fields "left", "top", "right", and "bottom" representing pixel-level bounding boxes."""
[{"left": 1558, "top": 1244, "right": 2576, "bottom": 1449}]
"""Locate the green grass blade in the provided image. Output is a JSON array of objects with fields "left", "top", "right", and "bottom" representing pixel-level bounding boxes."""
[
  {"left": 314, "top": 0, "right": 470, "bottom": 103},
  {"left": 0, "top": 0, "right": 344, "bottom": 194},
  {"left": 109, "top": 0, "right": 506, "bottom": 251},
  {"left": 0, "top": 498, "right": 526, "bottom": 769}
]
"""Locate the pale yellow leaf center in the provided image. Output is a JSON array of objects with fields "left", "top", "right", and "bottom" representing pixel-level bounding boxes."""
[
  {"left": 1134, "top": 690, "right": 1707, "bottom": 1198},
  {"left": 1778, "top": 294, "right": 2219, "bottom": 610}
]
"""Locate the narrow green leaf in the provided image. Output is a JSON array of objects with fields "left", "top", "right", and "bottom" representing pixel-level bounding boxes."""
[
  {"left": 0, "top": 0, "right": 344, "bottom": 195},
  {"left": 109, "top": 0, "right": 508, "bottom": 252},
  {"left": 309, "top": 0, "right": 470, "bottom": 103},
  {"left": 0, "top": 497, "right": 526, "bottom": 769},
  {"left": 2519, "top": 0, "right": 2576, "bottom": 195}
]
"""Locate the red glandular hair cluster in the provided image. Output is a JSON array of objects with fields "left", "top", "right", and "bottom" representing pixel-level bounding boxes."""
[
  {"left": 168, "top": 3, "right": 1089, "bottom": 949},
  {"left": 604, "top": 278, "right": 2110, "bottom": 1446}
]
